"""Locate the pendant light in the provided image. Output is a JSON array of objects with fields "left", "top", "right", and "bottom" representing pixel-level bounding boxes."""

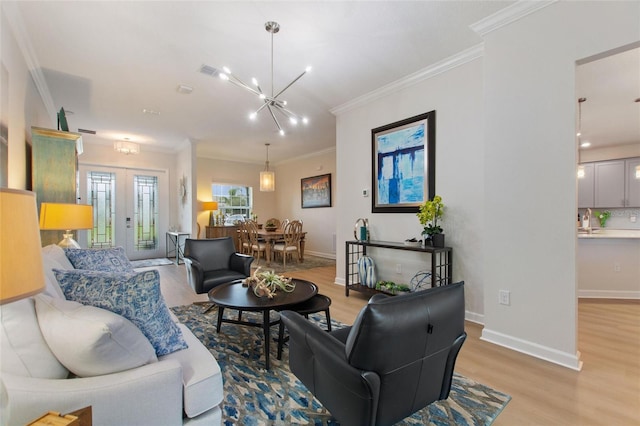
[
  {"left": 576, "top": 97, "right": 587, "bottom": 179},
  {"left": 260, "top": 143, "right": 275, "bottom": 192}
]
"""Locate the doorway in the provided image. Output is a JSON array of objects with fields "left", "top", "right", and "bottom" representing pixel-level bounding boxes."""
[{"left": 78, "top": 165, "right": 169, "bottom": 260}]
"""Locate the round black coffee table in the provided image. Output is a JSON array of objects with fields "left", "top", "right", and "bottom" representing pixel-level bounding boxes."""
[{"left": 208, "top": 278, "right": 317, "bottom": 369}]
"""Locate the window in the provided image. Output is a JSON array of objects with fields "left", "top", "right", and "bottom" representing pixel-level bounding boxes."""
[{"left": 211, "top": 183, "right": 253, "bottom": 223}]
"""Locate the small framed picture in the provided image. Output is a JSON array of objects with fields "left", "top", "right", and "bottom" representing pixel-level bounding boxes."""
[{"left": 301, "top": 173, "right": 332, "bottom": 208}]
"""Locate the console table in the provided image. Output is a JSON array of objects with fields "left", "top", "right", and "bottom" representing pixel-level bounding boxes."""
[
  {"left": 166, "top": 231, "right": 190, "bottom": 265},
  {"left": 345, "top": 240, "right": 453, "bottom": 297},
  {"left": 206, "top": 225, "right": 239, "bottom": 251}
]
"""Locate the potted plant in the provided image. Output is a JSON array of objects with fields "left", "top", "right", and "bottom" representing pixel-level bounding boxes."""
[
  {"left": 265, "top": 219, "right": 278, "bottom": 232},
  {"left": 594, "top": 210, "right": 611, "bottom": 228},
  {"left": 417, "top": 195, "right": 445, "bottom": 247}
]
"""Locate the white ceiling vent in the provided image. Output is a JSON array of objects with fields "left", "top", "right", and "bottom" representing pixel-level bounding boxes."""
[
  {"left": 177, "top": 84, "right": 193, "bottom": 94},
  {"left": 199, "top": 65, "right": 220, "bottom": 77}
]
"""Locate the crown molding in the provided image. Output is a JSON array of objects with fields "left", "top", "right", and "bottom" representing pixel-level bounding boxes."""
[
  {"left": 469, "top": 0, "right": 558, "bottom": 36},
  {"left": 2, "top": 2, "right": 57, "bottom": 122},
  {"left": 331, "top": 43, "right": 484, "bottom": 116}
]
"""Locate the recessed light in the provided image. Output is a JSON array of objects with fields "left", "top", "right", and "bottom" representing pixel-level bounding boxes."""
[
  {"left": 142, "top": 109, "right": 161, "bottom": 115},
  {"left": 581, "top": 141, "right": 591, "bottom": 148}
]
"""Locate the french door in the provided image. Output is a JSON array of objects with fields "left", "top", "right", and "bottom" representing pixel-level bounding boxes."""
[{"left": 78, "top": 165, "right": 168, "bottom": 260}]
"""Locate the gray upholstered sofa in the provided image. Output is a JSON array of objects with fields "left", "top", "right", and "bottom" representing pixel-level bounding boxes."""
[{"left": 0, "top": 245, "right": 223, "bottom": 425}]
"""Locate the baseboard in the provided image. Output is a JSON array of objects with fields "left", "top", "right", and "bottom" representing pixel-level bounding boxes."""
[
  {"left": 334, "top": 277, "right": 346, "bottom": 286},
  {"left": 465, "top": 310, "right": 484, "bottom": 325},
  {"left": 578, "top": 289, "right": 640, "bottom": 299},
  {"left": 304, "top": 250, "right": 336, "bottom": 260},
  {"left": 481, "top": 328, "right": 583, "bottom": 371}
]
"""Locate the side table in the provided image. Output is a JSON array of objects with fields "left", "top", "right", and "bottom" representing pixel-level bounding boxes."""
[{"left": 166, "top": 231, "right": 190, "bottom": 265}]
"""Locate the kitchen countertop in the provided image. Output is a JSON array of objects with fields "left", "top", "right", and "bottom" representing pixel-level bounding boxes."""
[{"left": 577, "top": 229, "right": 640, "bottom": 239}]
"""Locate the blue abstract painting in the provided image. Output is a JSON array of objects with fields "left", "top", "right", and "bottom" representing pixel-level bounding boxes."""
[{"left": 376, "top": 123, "right": 425, "bottom": 205}]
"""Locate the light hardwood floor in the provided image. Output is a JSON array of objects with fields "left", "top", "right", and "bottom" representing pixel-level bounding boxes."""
[{"left": 157, "top": 263, "right": 640, "bottom": 425}]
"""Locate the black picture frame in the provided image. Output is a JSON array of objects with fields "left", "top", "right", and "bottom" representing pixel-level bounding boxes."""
[
  {"left": 301, "top": 173, "right": 332, "bottom": 208},
  {"left": 371, "top": 111, "right": 436, "bottom": 213}
]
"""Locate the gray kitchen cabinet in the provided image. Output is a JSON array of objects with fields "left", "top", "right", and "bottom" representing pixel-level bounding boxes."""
[
  {"left": 594, "top": 160, "right": 625, "bottom": 207},
  {"left": 577, "top": 163, "right": 594, "bottom": 208},
  {"left": 585, "top": 157, "right": 640, "bottom": 208},
  {"left": 626, "top": 157, "right": 640, "bottom": 207}
]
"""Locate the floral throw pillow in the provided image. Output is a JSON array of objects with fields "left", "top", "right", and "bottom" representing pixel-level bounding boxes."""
[
  {"left": 64, "top": 247, "right": 134, "bottom": 272},
  {"left": 53, "top": 269, "right": 188, "bottom": 356}
]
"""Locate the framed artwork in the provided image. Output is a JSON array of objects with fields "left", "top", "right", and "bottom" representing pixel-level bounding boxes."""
[
  {"left": 301, "top": 173, "right": 332, "bottom": 208},
  {"left": 371, "top": 111, "right": 436, "bottom": 213}
]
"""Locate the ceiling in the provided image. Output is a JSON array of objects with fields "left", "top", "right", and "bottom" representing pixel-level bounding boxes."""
[
  {"left": 576, "top": 46, "right": 640, "bottom": 150},
  {"left": 9, "top": 2, "right": 638, "bottom": 165}
]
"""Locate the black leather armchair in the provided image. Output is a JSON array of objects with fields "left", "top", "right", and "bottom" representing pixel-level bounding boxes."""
[
  {"left": 280, "top": 281, "right": 467, "bottom": 426},
  {"left": 183, "top": 237, "right": 253, "bottom": 294}
]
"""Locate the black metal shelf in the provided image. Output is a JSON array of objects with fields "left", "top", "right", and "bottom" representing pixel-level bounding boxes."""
[{"left": 345, "top": 240, "right": 453, "bottom": 297}]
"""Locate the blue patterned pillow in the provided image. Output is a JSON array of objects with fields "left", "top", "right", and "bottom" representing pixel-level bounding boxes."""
[
  {"left": 53, "top": 269, "right": 188, "bottom": 356},
  {"left": 64, "top": 247, "right": 134, "bottom": 272}
]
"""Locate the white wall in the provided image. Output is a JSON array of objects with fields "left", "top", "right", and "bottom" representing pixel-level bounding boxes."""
[
  {"left": 480, "top": 1, "right": 639, "bottom": 369},
  {"left": 174, "top": 141, "right": 194, "bottom": 236},
  {"left": 275, "top": 149, "right": 337, "bottom": 258},
  {"left": 195, "top": 156, "right": 276, "bottom": 235},
  {"left": 196, "top": 150, "right": 337, "bottom": 258},
  {"left": 1, "top": 4, "right": 52, "bottom": 188},
  {"left": 335, "top": 1, "right": 640, "bottom": 370},
  {"left": 335, "top": 58, "right": 486, "bottom": 318}
]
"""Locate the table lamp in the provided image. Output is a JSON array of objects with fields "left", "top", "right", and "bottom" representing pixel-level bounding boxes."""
[
  {"left": 0, "top": 188, "right": 46, "bottom": 304},
  {"left": 1, "top": 189, "right": 47, "bottom": 426},
  {"left": 202, "top": 201, "right": 218, "bottom": 227},
  {"left": 39, "top": 202, "right": 93, "bottom": 249}
]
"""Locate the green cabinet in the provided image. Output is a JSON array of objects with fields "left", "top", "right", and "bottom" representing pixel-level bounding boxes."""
[{"left": 31, "top": 127, "right": 82, "bottom": 246}]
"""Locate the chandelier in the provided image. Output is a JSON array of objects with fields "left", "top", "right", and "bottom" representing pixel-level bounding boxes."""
[{"left": 217, "top": 21, "right": 311, "bottom": 136}]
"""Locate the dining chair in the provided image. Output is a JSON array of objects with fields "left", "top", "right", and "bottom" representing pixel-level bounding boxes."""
[
  {"left": 237, "top": 221, "right": 252, "bottom": 254},
  {"left": 246, "top": 220, "right": 268, "bottom": 264},
  {"left": 272, "top": 220, "right": 303, "bottom": 268}
]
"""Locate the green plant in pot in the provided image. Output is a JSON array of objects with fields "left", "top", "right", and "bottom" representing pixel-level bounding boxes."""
[
  {"left": 417, "top": 195, "right": 445, "bottom": 247},
  {"left": 265, "top": 219, "right": 277, "bottom": 231},
  {"left": 594, "top": 210, "right": 611, "bottom": 228}
]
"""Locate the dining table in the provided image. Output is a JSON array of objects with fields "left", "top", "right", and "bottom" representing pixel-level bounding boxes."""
[{"left": 255, "top": 228, "right": 307, "bottom": 265}]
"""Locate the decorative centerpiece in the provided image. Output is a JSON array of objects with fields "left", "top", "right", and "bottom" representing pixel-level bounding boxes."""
[
  {"left": 265, "top": 219, "right": 278, "bottom": 232},
  {"left": 417, "top": 195, "right": 445, "bottom": 247},
  {"left": 243, "top": 267, "right": 296, "bottom": 299},
  {"left": 594, "top": 210, "right": 611, "bottom": 228}
]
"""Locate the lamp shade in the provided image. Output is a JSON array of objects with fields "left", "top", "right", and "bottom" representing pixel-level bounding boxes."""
[
  {"left": 260, "top": 170, "right": 275, "bottom": 192},
  {"left": 0, "top": 189, "right": 45, "bottom": 304},
  {"left": 202, "top": 201, "right": 218, "bottom": 211},
  {"left": 39, "top": 203, "right": 93, "bottom": 230}
]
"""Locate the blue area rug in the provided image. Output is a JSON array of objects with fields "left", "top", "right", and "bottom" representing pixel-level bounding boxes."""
[
  {"left": 170, "top": 304, "right": 510, "bottom": 425},
  {"left": 130, "top": 258, "right": 174, "bottom": 268}
]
